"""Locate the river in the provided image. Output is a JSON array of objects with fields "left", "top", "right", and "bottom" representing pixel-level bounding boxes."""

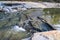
[{"left": 0, "top": 8, "right": 60, "bottom": 40}]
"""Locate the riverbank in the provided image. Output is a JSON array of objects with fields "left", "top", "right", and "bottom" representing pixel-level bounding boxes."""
[{"left": 0, "top": 1, "right": 60, "bottom": 8}]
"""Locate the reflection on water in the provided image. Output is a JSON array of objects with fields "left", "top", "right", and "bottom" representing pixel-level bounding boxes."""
[{"left": 0, "top": 8, "right": 60, "bottom": 40}]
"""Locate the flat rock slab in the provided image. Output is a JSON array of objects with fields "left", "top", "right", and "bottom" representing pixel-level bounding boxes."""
[{"left": 32, "top": 30, "right": 60, "bottom": 40}]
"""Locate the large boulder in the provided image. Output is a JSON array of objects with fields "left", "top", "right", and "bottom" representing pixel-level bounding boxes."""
[{"left": 32, "top": 30, "right": 60, "bottom": 40}]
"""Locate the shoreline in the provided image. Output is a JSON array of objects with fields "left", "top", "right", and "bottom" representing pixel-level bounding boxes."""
[{"left": 0, "top": 1, "right": 60, "bottom": 8}]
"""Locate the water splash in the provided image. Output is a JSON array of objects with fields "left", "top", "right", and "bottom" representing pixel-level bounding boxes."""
[
  {"left": 54, "top": 24, "right": 60, "bottom": 30},
  {"left": 12, "top": 25, "right": 26, "bottom": 32}
]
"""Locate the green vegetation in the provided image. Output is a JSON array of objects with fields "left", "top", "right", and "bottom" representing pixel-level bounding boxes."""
[
  {"left": 0, "top": 9, "right": 36, "bottom": 30},
  {"left": 0, "top": 12, "right": 19, "bottom": 29},
  {"left": 0, "top": 11, "right": 31, "bottom": 40},
  {"left": 43, "top": 8, "right": 60, "bottom": 24},
  {"left": 0, "top": 30, "right": 29, "bottom": 40}
]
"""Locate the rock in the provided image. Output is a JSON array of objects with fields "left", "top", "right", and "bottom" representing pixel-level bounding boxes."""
[
  {"left": 32, "top": 30, "right": 60, "bottom": 40},
  {"left": 22, "top": 37, "right": 31, "bottom": 40}
]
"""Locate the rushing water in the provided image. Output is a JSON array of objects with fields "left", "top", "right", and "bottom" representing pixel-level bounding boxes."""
[{"left": 0, "top": 8, "right": 60, "bottom": 40}]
